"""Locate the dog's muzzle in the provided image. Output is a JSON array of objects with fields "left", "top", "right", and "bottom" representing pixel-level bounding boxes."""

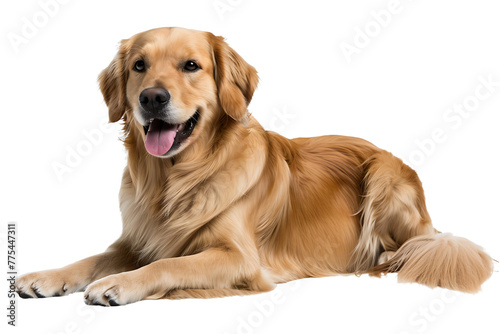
[{"left": 138, "top": 88, "right": 199, "bottom": 157}]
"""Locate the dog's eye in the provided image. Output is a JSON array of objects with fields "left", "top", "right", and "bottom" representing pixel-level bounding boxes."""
[
  {"left": 133, "top": 60, "right": 146, "bottom": 72},
  {"left": 183, "top": 60, "right": 200, "bottom": 72}
]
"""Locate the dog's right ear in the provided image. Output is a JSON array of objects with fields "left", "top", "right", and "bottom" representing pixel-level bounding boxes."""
[{"left": 98, "top": 39, "right": 131, "bottom": 123}]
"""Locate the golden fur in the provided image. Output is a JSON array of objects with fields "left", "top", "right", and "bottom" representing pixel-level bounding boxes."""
[{"left": 16, "top": 27, "right": 493, "bottom": 305}]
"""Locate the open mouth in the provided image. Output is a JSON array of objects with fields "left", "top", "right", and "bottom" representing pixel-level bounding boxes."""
[{"left": 143, "top": 111, "right": 199, "bottom": 156}]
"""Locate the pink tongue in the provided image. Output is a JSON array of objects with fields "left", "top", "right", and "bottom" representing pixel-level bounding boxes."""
[{"left": 145, "top": 119, "right": 177, "bottom": 156}]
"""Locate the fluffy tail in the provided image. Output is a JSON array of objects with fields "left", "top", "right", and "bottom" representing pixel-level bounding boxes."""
[{"left": 369, "top": 233, "right": 494, "bottom": 293}]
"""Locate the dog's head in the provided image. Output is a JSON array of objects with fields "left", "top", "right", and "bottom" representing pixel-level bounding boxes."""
[{"left": 99, "top": 27, "right": 258, "bottom": 158}]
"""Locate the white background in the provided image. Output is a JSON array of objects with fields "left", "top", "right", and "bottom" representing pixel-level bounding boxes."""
[{"left": 2, "top": 0, "right": 499, "bottom": 333}]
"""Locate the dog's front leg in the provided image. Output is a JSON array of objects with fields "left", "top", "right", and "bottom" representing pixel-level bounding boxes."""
[
  {"left": 84, "top": 246, "right": 274, "bottom": 306},
  {"left": 16, "top": 241, "right": 139, "bottom": 299}
]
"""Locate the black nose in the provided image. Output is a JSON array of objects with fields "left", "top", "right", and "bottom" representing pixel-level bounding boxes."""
[{"left": 139, "top": 87, "right": 170, "bottom": 112}]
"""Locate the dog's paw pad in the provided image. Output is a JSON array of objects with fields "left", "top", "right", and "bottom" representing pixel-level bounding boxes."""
[
  {"left": 18, "top": 291, "right": 34, "bottom": 299},
  {"left": 33, "top": 288, "right": 46, "bottom": 298},
  {"left": 108, "top": 299, "right": 120, "bottom": 306}
]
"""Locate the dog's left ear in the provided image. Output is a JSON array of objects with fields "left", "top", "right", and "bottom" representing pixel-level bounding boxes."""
[
  {"left": 98, "top": 39, "right": 131, "bottom": 123},
  {"left": 208, "top": 33, "right": 259, "bottom": 121}
]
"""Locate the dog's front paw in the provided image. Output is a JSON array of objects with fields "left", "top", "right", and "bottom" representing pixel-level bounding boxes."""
[
  {"left": 16, "top": 269, "right": 85, "bottom": 299},
  {"left": 84, "top": 273, "right": 144, "bottom": 306}
]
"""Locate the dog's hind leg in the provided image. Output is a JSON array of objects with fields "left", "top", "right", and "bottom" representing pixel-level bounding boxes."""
[
  {"left": 349, "top": 150, "right": 434, "bottom": 272},
  {"left": 349, "top": 151, "right": 493, "bottom": 292}
]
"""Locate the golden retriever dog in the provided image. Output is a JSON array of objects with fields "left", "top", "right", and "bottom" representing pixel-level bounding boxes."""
[{"left": 16, "top": 27, "right": 493, "bottom": 306}]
